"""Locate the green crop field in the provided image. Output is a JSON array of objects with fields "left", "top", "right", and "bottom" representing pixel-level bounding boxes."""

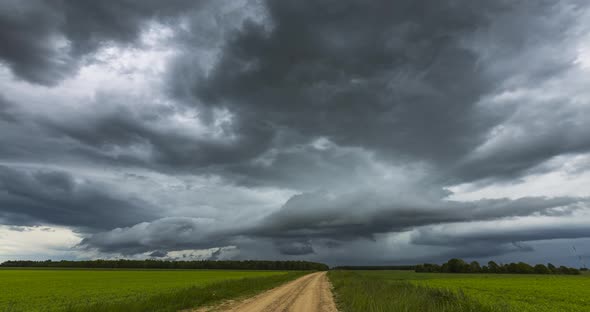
[
  {"left": 0, "top": 268, "right": 300, "bottom": 312},
  {"left": 329, "top": 270, "right": 590, "bottom": 312}
]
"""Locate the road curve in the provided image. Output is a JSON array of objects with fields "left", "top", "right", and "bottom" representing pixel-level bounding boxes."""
[{"left": 197, "top": 272, "right": 338, "bottom": 312}]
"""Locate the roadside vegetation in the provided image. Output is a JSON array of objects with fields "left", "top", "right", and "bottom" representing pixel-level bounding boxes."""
[
  {"left": 0, "top": 268, "right": 305, "bottom": 311},
  {"left": 329, "top": 270, "right": 590, "bottom": 312}
]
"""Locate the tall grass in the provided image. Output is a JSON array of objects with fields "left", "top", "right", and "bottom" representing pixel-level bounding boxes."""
[
  {"left": 328, "top": 271, "right": 513, "bottom": 312},
  {"left": 63, "top": 271, "right": 306, "bottom": 312}
]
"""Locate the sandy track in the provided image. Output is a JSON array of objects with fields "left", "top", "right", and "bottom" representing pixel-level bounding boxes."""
[{"left": 196, "top": 272, "right": 338, "bottom": 312}]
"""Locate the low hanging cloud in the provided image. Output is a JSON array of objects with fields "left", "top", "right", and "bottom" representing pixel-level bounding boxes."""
[
  {"left": 0, "top": 166, "right": 157, "bottom": 230},
  {"left": 79, "top": 186, "right": 590, "bottom": 258},
  {"left": 0, "top": 95, "right": 17, "bottom": 122},
  {"left": 411, "top": 214, "right": 590, "bottom": 247},
  {"left": 253, "top": 191, "right": 587, "bottom": 238},
  {"left": 79, "top": 217, "right": 232, "bottom": 254}
]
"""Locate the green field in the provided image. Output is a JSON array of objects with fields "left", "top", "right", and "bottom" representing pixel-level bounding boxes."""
[
  {"left": 329, "top": 271, "right": 590, "bottom": 312},
  {"left": 328, "top": 270, "right": 590, "bottom": 312},
  {"left": 0, "top": 268, "right": 300, "bottom": 312}
]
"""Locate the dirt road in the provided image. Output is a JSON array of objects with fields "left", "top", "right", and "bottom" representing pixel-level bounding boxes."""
[{"left": 197, "top": 272, "right": 338, "bottom": 312}]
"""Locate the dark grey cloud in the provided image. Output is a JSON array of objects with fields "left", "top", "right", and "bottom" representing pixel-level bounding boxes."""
[
  {"left": 406, "top": 215, "right": 590, "bottom": 265},
  {"left": 275, "top": 239, "right": 315, "bottom": 255},
  {"left": 0, "top": 0, "right": 201, "bottom": 85},
  {"left": 0, "top": 1, "right": 74, "bottom": 85},
  {"left": 252, "top": 191, "right": 588, "bottom": 240},
  {"left": 0, "top": 92, "right": 252, "bottom": 171},
  {"left": 158, "top": 0, "right": 590, "bottom": 187},
  {"left": 0, "top": 95, "right": 17, "bottom": 122},
  {"left": 39, "top": 99, "right": 268, "bottom": 170},
  {"left": 1, "top": 0, "right": 583, "bottom": 185},
  {"left": 79, "top": 191, "right": 590, "bottom": 258},
  {"left": 185, "top": 0, "right": 502, "bottom": 175},
  {"left": 0, "top": 165, "right": 156, "bottom": 230},
  {"left": 148, "top": 250, "right": 168, "bottom": 258},
  {"left": 457, "top": 102, "right": 590, "bottom": 181},
  {"left": 411, "top": 217, "right": 590, "bottom": 247},
  {"left": 209, "top": 248, "right": 223, "bottom": 260},
  {"left": 79, "top": 217, "right": 234, "bottom": 254}
]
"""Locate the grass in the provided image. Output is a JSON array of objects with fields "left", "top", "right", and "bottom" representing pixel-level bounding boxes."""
[
  {"left": 328, "top": 271, "right": 509, "bottom": 312},
  {"left": 0, "top": 268, "right": 305, "bottom": 311},
  {"left": 328, "top": 270, "right": 590, "bottom": 312}
]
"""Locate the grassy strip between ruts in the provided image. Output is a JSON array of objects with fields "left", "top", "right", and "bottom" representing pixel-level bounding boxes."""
[
  {"left": 327, "top": 271, "right": 513, "bottom": 312},
  {"left": 62, "top": 271, "right": 308, "bottom": 312}
]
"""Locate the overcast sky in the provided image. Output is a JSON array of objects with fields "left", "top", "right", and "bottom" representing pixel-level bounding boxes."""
[{"left": 1, "top": 0, "right": 590, "bottom": 267}]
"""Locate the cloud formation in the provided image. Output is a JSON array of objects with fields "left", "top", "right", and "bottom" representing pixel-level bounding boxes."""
[
  {"left": 1, "top": 0, "right": 590, "bottom": 265},
  {"left": 0, "top": 166, "right": 156, "bottom": 230},
  {"left": 0, "top": 0, "right": 204, "bottom": 85}
]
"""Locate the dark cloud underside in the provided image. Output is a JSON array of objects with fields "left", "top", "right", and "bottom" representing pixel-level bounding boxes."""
[{"left": 0, "top": 166, "right": 156, "bottom": 230}]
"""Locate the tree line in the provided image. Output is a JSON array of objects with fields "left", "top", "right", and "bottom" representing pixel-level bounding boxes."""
[
  {"left": 0, "top": 259, "right": 329, "bottom": 271},
  {"left": 332, "top": 265, "right": 415, "bottom": 270},
  {"left": 415, "top": 258, "right": 581, "bottom": 275}
]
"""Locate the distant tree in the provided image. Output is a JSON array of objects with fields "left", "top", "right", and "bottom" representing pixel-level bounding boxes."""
[
  {"left": 569, "top": 268, "right": 581, "bottom": 275},
  {"left": 0, "top": 260, "right": 329, "bottom": 271},
  {"left": 334, "top": 265, "right": 415, "bottom": 270},
  {"left": 468, "top": 261, "right": 481, "bottom": 273},
  {"left": 506, "top": 263, "right": 518, "bottom": 273},
  {"left": 418, "top": 263, "right": 442, "bottom": 273},
  {"left": 487, "top": 261, "right": 500, "bottom": 273},
  {"left": 534, "top": 264, "right": 550, "bottom": 274},
  {"left": 516, "top": 262, "right": 534, "bottom": 274},
  {"left": 429, "top": 263, "right": 442, "bottom": 272},
  {"left": 557, "top": 266, "right": 581, "bottom": 275},
  {"left": 411, "top": 259, "right": 579, "bottom": 275},
  {"left": 446, "top": 258, "right": 469, "bottom": 273}
]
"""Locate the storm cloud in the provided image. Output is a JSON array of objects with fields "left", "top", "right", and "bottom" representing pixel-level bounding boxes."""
[
  {"left": 1, "top": 0, "right": 590, "bottom": 265},
  {"left": 0, "top": 165, "right": 156, "bottom": 230},
  {"left": 0, "top": 0, "right": 204, "bottom": 85}
]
